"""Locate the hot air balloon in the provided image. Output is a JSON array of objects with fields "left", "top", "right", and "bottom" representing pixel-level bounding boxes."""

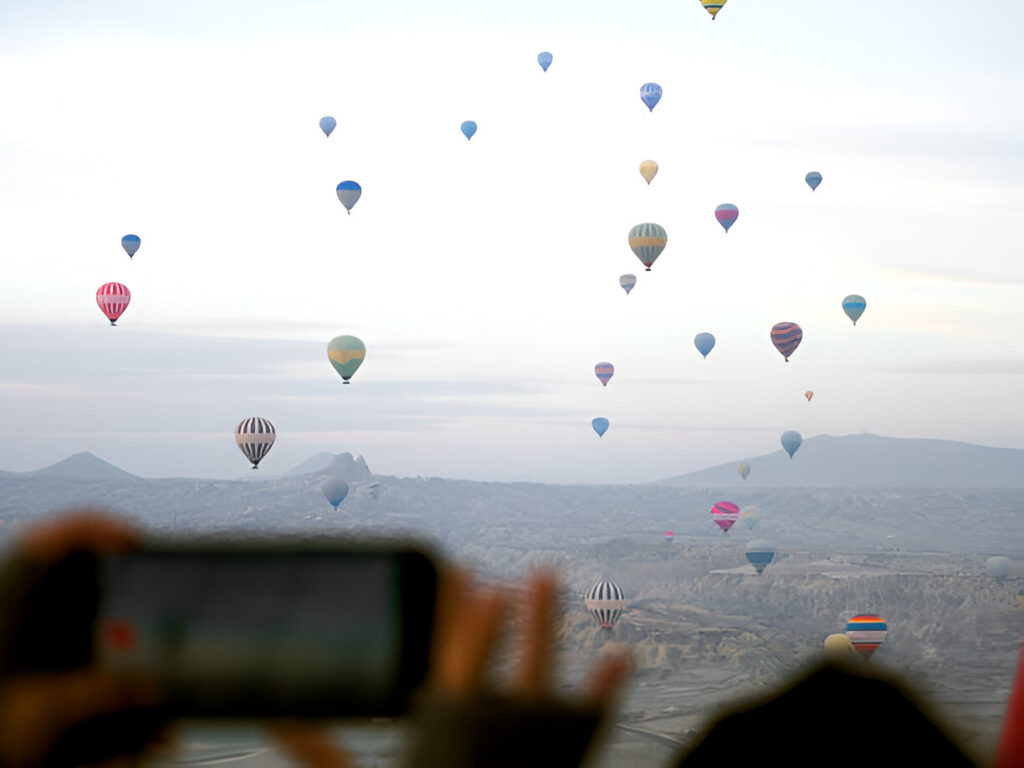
[
  {"left": 845, "top": 614, "right": 887, "bottom": 661},
  {"left": 805, "top": 171, "right": 822, "bottom": 191},
  {"left": 711, "top": 501, "right": 740, "bottom": 534},
  {"left": 771, "top": 322, "right": 803, "bottom": 362},
  {"left": 96, "top": 283, "right": 130, "bottom": 326},
  {"left": 336, "top": 181, "right": 362, "bottom": 214},
  {"left": 319, "top": 116, "right": 337, "bottom": 137},
  {"left": 781, "top": 430, "right": 802, "bottom": 458},
  {"left": 537, "top": 51, "right": 553, "bottom": 71},
  {"left": 619, "top": 274, "right": 637, "bottom": 294},
  {"left": 664, "top": 530, "right": 674, "bottom": 544},
  {"left": 592, "top": 418, "right": 609, "bottom": 437},
  {"left": 805, "top": 390, "right": 814, "bottom": 402},
  {"left": 745, "top": 539, "right": 776, "bottom": 575},
  {"left": 700, "top": 0, "right": 726, "bottom": 19},
  {"left": 842, "top": 295, "right": 866, "bottom": 325},
  {"left": 628, "top": 223, "right": 667, "bottom": 271},
  {"left": 321, "top": 478, "right": 350, "bottom": 509},
  {"left": 640, "top": 83, "right": 662, "bottom": 112},
  {"left": 121, "top": 235, "right": 140, "bottom": 259},
  {"left": 235, "top": 417, "right": 275, "bottom": 469},
  {"left": 584, "top": 580, "right": 625, "bottom": 629},
  {"left": 595, "top": 362, "right": 614, "bottom": 387},
  {"left": 327, "top": 335, "right": 366, "bottom": 383},
  {"left": 739, "top": 506, "right": 761, "bottom": 529},
  {"left": 987, "top": 556, "right": 1013, "bottom": 580},
  {"left": 823, "top": 633, "right": 859, "bottom": 663},
  {"left": 694, "top": 333, "right": 716, "bottom": 359},
  {"left": 639, "top": 160, "right": 659, "bottom": 185},
  {"left": 714, "top": 204, "right": 739, "bottom": 233},
  {"left": 737, "top": 461, "right": 750, "bottom": 480},
  {"left": 460, "top": 120, "right": 477, "bottom": 140}
]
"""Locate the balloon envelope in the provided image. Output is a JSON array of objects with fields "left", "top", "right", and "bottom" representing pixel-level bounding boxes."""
[
  {"left": 628, "top": 223, "right": 667, "bottom": 271},
  {"left": 121, "top": 234, "right": 140, "bottom": 258},
  {"left": 700, "top": 0, "right": 726, "bottom": 19},
  {"left": 711, "top": 501, "right": 740, "bottom": 533},
  {"left": 805, "top": 171, "right": 822, "bottom": 190},
  {"left": 319, "top": 116, "right": 337, "bottom": 137},
  {"left": 845, "top": 614, "right": 887, "bottom": 661},
  {"left": 327, "top": 335, "right": 366, "bottom": 383},
  {"left": 619, "top": 274, "right": 637, "bottom": 294},
  {"left": 745, "top": 539, "right": 776, "bottom": 575},
  {"left": 771, "top": 322, "right": 803, "bottom": 361},
  {"left": 640, "top": 83, "right": 662, "bottom": 111},
  {"left": 336, "top": 181, "right": 362, "bottom": 213},
  {"left": 235, "top": 417, "right": 275, "bottom": 469},
  {"left": 805, "top": 390, "right": 814, "bottom": 402},
  {"left": 537, "top": 51, "right": 553, "bottom": 71},
  {"left": 987, "top": 556, "right": 1012, "bottom": 580},
  {"left": 592, "top": 418, "right": 609, "bottom": 437},
  {"left": 694, "top": 333, "right": 716, "bottom": 359},
  {"left": 842, "top": 295, "right": 866, "bottom": 325},
  {"left": 321, "top": 478, "right": 350, "bottom": 509},
  {"left": 639, "top": 160, "right": 659, "bottom": 185},
  {"left": 584, "top": 580, "right": 625, "bottom": 629},
  {"left": 739, "top": 506, "right": 761, "bottom": 529},
  {"left": 781, "top": 430, "right": 802, "bottom": 458},
  {"left": 595, "top": 362, "right": 614, "bottom": 387},
  {"left": 737, "top": 461, "right": 750, "bottom": 480},
  {"left": 714, "top": 203, "right": 739, "bottom": 233},
  {"left": 460, "top": 120, "right": 477, "bottom": 140},
  {"left": 823, "top": 633, "right": 859, "bottom": 663},
  {"left": 96, "top": 283, "right": 130, "bottom": 325}
]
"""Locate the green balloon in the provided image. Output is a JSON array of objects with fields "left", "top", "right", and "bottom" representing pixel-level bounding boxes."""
[{"left": 327, "top": 335, "right": 366, "bottom": 383}]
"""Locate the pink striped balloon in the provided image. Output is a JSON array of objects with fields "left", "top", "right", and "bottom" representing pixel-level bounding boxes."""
[
  {"left": 595, "top": 362, "right": 614, "bottom": 387},
  {"left": 711, "top": 501, "right": 740, "bottom": 533},
  {"left": 96, "top": 283, "right": 131, "bottom": 325}
]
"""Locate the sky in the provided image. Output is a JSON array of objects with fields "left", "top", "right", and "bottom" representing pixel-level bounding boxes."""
[{"left": 1, "top": 1, "right": 1023, "bottom": 483}]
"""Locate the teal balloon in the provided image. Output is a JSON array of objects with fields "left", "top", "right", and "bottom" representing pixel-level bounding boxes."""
[
  {"left": 842, "top": 294, "right": 866, "bottom": 325},
  {"left": 321, "top": 478, "right": 349, "bottom": 509},
  {"left": 805, "top": 171, "right": 822, "bottom": 190},
  {"left": 694, "top": 333, "right": 716, "bottom": 359},
  {"left": 781, "top": 430, "right": 802, "bottom": 458},
  {"left": 592, "top": 418, "right": 609, "bottom": 437},
  {"left": 461, "top": 121, "right": 477, "bottom": 140},
  {"left": 745, "top": 540, "right": 777, "bottom": 575}
]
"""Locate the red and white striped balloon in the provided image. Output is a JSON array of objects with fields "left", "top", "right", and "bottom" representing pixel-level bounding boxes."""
[{"left": 96, "top": 282, "right": 131, "bottom": 325}]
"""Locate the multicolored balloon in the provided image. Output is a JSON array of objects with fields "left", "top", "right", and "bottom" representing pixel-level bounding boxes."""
[
  {"left": 694, "top": 333, "right": 716, "bottom": 359},
  {"left": 739, "top": 506, "right": 761, "bottom": 529},
  {"left": 460, "top": 120, "right": 477, "bottom": 140},
  {"left": 336, "top": 181, "right": 362, "bottom": 214},
  {"left": 619, "top": 274, "right": 637, "bottom": 294},
  {"left": 319, "top": 116, "right": 337, "bottom": 137},
  {"left": 321, "top": 478, "right": 350, "bottom": 509},
  {"left": 781, "top": 430, "right": 802, "bottom": 458},
  {"left": 805, "top": 390, "right": 814, "bottom": 402},
  {"left": 327, "top": 335, "right": 366, "bottom": 383},
  {"left": 537, "top": 51, "right": 553, "bottom": 71},
  {"left": 592, "top": 417, "right": 609, "bottom": 437},
  {"left": 842, "top": 295, "right": 866, "bottom": 325},
  {"left": 745, "top": 539, "right": 776, "bottom": 575},
  {"left": 235, "top": 417, "right": 275, "bottom": 469},
  {"left": 805, "top": 171, "right": 822, "bottom": 191},
  {"left": 628, "top": 223, "right": 667, "bottom": 271},
  {"left": 664, "top": 530, "right": 674, "bottom": 543},
  {"left": 700, "top": 0, "right": 726, "bottom": 19},
  {"left": 121, "top": 235, "right": 140, "bottom": 259},
  {"left": 771, "top": 322, "right": 803, "bottom": 362},
  {"left": 737, "top": 461, "right": 750, "bottom": 480},
  {"left": 845, "top": 614, "right": 887, "bottom": 661},
  {"left": 714, "top": 204, "right": 739, "bottom": 233},
  {"left": 640, "top": 83, "right": 662, "bottom": 112},
  {"left": 639, "top": 160, "right": 659, "bottom": 185},
  {"left": 595, "top": 362, "right": 614, "bottom": 387},
  {"left": 584, "top": 579, "right": 625, "bottom": 629},
  {"left": 711, "top": 501, "right": 740, "bottom": 533},
  {"left": 96, "top": 283, "right": 130, "bottom": 326}
]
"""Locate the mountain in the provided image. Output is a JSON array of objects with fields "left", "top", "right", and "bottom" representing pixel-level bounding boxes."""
[
  {"left": 655, "top": 433, "right": 1024, "bottom": 488},
  {"left": 286, "top": 452, "right": 373, "bottom": 481},
  {"left": 25, "top": 451, "right": 138, "bottom": 480}
]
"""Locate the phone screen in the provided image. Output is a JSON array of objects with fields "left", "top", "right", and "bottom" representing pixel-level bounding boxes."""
[{"left": 95, "top": 551, "right": 424, "bottom": 716}]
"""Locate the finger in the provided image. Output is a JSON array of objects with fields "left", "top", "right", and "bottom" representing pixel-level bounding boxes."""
[
  {"left": 515, "top": 570, "right": 558, "bottom": 699},
  {"left": 431, "top": 575, "right": 506, "bottom": 696},
  {"left": 268, "top": 722, "right": 356, "bottom": 768},
  {"left": 21, "top": 510, "right": 138, "bottom": 562},
  {"left": 585, "top": 651, "right": 632, "bottom": 707}
]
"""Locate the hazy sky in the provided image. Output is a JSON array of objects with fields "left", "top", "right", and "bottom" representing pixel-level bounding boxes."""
[{"left": 1, "top": 1, "right": 1023, "bottom": 483}]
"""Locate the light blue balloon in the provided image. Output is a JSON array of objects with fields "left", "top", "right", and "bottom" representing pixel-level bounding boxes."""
[
  {"left": 321, "top": 478, "right": 349, "bottom": 509},
  {"left": 537, "top": 52, "right": 553, "bottom": 72},
  {"left": 781, "top": 430, "right": 802, "bottom": 458},
  {"left": 319, "top": 116, "right": 337, "bottom": 137},
  {"left": 592, "top": 417, "right": 609, "bottom": 437},
  {"left": 694, "top": 332, "right": 716, "bottom": 359},
  {"left": 640, "top": 83, "right": 662, "bottom": 112},
  {"left": 336, "top": 180, "right": 362, "bottom": 214},
  {"left": 121, "top": 234, "right": 140, "bottom": 258},
  {"left": 461, "top": 120, "right": 477, "bottom": 141},
  {"left": 805, "top": 171, "right": 822, "bottom": 191}
]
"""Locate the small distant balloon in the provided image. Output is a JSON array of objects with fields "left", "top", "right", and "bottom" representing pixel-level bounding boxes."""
[
  {"left": 235, "top": 417, "right": 275, "bottom": 470},
  {"left": 319, "top": 116, "right": 337, "bottom": 137},
  {"left": 628, "top": 223, "right": 667, "bottom": 271},
  {"left": 771, "top": 322, "right": 803, "bottom": 362},
  {"left": 781, "top": 430, "right": 802, "bottom": 459},
  {"left": 327, "top": 335, "right": 366, "bottom": 383},
  {"left": 823, "top": 634, "right": 859, "bottom": 663},
  {"left": 640, "top": 83, "right": 662, "bottom": 112},
  {"left": 619, "top": 274, "right": 637, "bottom": 295},
  {"left": 846, "top": 614, "right": 887, "bottom": 661},
  {"left": 714, "top": 204, "right": 739, "bottom": 233},
  {"left": 664, "top": 530, "right": 674, "bottom": 543},
  {"left": 584, "top": 580, "right": 625, "bottom": 629},
  {"left": 96, "top": 283, "right": 130, "bottom": 326},
  {"left": 336, "top": 181, "right": 362, "bottom": 214},
  {"left": 121, "top": 235, "right": 140, "bottom": 259},
  {"left": 986, "top": 556, "right": 1012, "bottom": 580},
  {"left": 537, "top": 51, "right": 553, "bottom": 71},
  {"left": 805, "top": 390, "right": 814, "bottom": 402},
  {"left": 321, "top": 478, "right": 349, "bottom": 509},
  {"left": 595, "top": 362, "right": 614, "bottom": 387},
  {"left": 739, "top": 506, "right": 761, "bottom": 529},
  {"left": 737, "top": 461, "right": 750, "bottom": 480},
  {"left": 805, "top": 171, "right": 822, "bottom": 191},
  {"left": 711, "top": 501, "right": 740, "bottom": 534},
  {"left": 694, "top": 333, "right": 716, "bottom": 359},
  {"left": 639, "top": 160, "right": 659, "bottom": 185},
  {"left": 745, "top": 540, "right": 776, "bottom": 575},
  {"left": 592, "top": 417, "right": 609, "bottom": 437},
  {"left": 842, "top": 295, "right": 866, "bottom": 325},
  {"left": 461, "top": 120, "right": 477, "bottom": 141},
  {"left": 700, "top": 0, "right": 726, "bottom": 19}
]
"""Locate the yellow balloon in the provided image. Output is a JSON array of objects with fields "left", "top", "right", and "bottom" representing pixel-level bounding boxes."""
[
  {"left": 639, "top": 160, "right": 659, "bottom": 185},
  {"left": 805, "top": 390, "right": 814, "bottom": 402},
  {"left": 700, "top": 0, "right": 726, "bottom": 19},
  {"left": 823, "top": 633, "right": 860, "bottom": 663}
]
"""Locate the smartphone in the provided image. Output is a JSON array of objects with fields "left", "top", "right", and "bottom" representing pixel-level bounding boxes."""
[{"left": 91, "top": 542, "right": 438, "bottom": 718}]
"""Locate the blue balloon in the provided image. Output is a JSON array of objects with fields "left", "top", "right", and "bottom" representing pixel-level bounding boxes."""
[
  {"left": 121, "top": 234, "right": 140, "bottom": 259},
  {"left": 538, "top": 52, "right": 553, "bottom": 72},
  {"left": 319, "top": 116, "right": 337, "bottom": 137},
  {"left": 321, "top": 478, "right": 349, "bottom": 509},
  {"left": 694, "top": 332, "right": 716, "bottom": 359},
  {"left": 640, "top": 83, "right": 662, "bottom": 112},
  {"left": 592, "top": 417, "right": 609, "bottom": 437},
  {"left": 805, "top": 171, "right": 822, "bottom": 191},
  {"left": 461, "top": 120, "right": 477, "bottom": 141},
  {"left": 336, "top": 180, "right": 362, "bottom": 214},
  {"left": 781, "top": 430, "right": 802, "bottom": 458}
]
